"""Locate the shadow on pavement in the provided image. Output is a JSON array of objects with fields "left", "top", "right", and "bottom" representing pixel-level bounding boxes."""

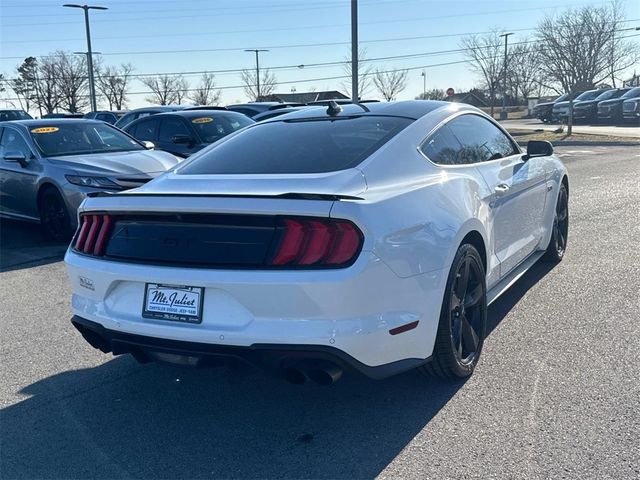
[
  {"left": 0, "top": 259, "right": 557, "bottom": 479},
  {"left": 0, "top": 219, "right": 67, "bottom": 272}
]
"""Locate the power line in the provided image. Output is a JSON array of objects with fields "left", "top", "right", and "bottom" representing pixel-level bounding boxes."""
[
  {"left": 2, "top": 34, "right": 638, "bottom": 102},
  {"left": 1, "top": 1, "right": 612, "bottom": 28}
]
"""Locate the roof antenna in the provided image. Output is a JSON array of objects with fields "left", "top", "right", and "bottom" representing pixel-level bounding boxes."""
[{"left": 326, "top": 100, "right": 343, "bottom": 116}]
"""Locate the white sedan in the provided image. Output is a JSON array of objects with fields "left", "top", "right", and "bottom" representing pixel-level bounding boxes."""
[{"left": 65, "top": 101, "right": 568, "bottom": 384}]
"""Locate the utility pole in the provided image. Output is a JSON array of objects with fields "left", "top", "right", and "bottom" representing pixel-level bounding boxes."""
[
  {"left": 245, "top": 49, "right": 269, "bottom": 101},
  {"left": 63, "top": 4, "right": 107, "bottom": 113},
  {"left": 351, "top": 0, "right": 358, "bottom": 103},
  {"left": 421, "top": 70, "right": 426, "bottom": 99},
  {"left": 499, "top": 32, "right": 513, "bottom": 120}
]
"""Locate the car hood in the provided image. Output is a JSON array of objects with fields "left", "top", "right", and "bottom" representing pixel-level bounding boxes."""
[
  {"left": 128, "top": 167, "right": 368, "bottom": 198},
  {"left": 535, "top": 101, "right": 555, "bottom": 108},
  {"left": 45, "top": 150, "right": 180, "bottom": 176},
  {"left": 553, "top": 101, "right": 571, "bottom": 108}
]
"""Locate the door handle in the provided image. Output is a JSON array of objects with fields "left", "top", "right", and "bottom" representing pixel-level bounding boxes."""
[{"left": 494, "top": 183, "right": 510, "bottom": 195}]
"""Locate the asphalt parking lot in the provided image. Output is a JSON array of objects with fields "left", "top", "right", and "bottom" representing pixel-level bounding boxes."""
[{"left": 1, "top": 145, "right": 639, "bottom": 479}]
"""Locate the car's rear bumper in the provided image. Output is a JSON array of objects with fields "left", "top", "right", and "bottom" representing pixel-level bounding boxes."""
[
  {"left": 65, "top": 249, "right": 445, "bottom": 373},
  {"left": 71, "top": 315, "right": 430, "bottom": 379}
]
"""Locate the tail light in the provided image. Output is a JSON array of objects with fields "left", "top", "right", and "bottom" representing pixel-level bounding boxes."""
[
  {"left": 269, "top": 217, "right": 363, "bottom": 268},
  {"left": 73, "top": 214, "right": 113, "bottom": 256}
]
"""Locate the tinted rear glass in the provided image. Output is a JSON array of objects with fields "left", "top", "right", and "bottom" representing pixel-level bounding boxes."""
[
  {"left": 179, "top": 116, "right": 413, "bottom": 175},
  {"left": 0, "top": 110, "right": 32, "bottom": 121}
]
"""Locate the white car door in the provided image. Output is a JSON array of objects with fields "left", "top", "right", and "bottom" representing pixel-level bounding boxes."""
[{"left": 447, "top": 114, "right": 548, "bottom": 278}]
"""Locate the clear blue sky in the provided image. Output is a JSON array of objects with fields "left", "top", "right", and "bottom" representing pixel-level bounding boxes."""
[{"left": 1, "top": 0, "right": 639, "bottom": 110}]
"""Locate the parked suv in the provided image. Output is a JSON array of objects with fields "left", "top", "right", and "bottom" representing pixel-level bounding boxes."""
[
  {"left": 533, "top": 94, "right": 568, "bottom": 123},
  {"left": 551, "top": 90, "right": 595, "bottom": 123},
  {"left": 598, "top": 87, "right": 640, "bottom": 124},
  {"left": 572, "top": 88, "right": 629, "bottom": 123},
  {"left": 123, "top": 110, "right": 254, "bottom": 157}
]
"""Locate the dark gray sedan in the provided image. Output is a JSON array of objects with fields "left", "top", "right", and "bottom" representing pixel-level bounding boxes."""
[{"left": 0, "top": 119, "right": 180, "bottom": 240}]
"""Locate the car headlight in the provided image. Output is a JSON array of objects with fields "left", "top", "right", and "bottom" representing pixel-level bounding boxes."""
[{"left": 65, "top": 175, "right": 122, "bottom": 190}]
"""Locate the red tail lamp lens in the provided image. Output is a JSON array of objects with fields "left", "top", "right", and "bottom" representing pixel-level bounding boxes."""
[
  {"left": 74, "top": 214, "right": 113, "bottom": 257},
  {"left": 270, "top": 217, "right": 363, "bottom": 267}
]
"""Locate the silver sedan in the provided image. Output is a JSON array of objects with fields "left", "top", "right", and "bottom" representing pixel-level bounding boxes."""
[{"left": 0, "top": 119, "right": 180, "bottom": 241}]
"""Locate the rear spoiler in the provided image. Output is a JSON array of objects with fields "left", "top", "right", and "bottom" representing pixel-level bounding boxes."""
[{"left": 86, "top": 191, "right": 363, "bottom": 201}]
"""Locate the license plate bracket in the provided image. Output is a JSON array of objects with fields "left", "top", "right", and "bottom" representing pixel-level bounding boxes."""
[{"left": 142, "top": 283, "right": 204, "bottom": 324}]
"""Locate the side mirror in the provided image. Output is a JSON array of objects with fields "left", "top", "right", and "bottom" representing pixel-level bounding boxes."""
[
  {"left": 524, "top": 140, "right": 553, "bottom": 160},
  {"left": 172, "top": 134, "right": 194, "bottom": 145},
  {"left": 3, "top": 150, "right": 28, "bottom": 168},
  {"left": 143, "top": 141, "right": 155, "bottom": 149}
]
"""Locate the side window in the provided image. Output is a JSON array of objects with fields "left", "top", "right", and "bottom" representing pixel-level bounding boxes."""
[
  {"left": 159, "top": 117, "right": 190, "bottom": 140},
  {"left": 0, "top": 128, "right": 33, "bottom": 160},
  {"left": 131, "top": 118, "right": 159, "bottom": 142},
  {"left": 447, "top": 114, "right": 518, "bottom": 163},
  {"left": 420, "top": 125, "right": 462, "bottom": 165}
]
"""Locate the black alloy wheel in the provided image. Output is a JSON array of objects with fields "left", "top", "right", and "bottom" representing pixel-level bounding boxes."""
[
  {"left": 39, "top": 187, "right": 72, "bottom": 242},
  {"left": 420, "top": 244, "right": 487, "bottom": 379},
  {"left": 544, "top": 183, "right": 569, "bottom": 262}
]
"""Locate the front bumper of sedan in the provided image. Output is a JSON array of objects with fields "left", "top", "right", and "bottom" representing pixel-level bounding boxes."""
[{"left": 65, "top": 248, "right": 445, "bottom": 378}]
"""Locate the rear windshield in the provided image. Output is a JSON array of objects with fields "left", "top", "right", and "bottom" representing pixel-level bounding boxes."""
[
  {"left": 179, "top": 115, "right": 413, "bottom": 175},
  {"left": 30, "top": 122, "right": 144, "bottom": 156}
]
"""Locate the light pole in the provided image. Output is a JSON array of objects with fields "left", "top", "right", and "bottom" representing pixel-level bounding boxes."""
[
  {"left": 244, "top": 49, "right": 269, "bottom": 101},
  {"left": 64, "top": 4, "right": 107, "bottom": 113},
  {"left": 351, "top": 0, "right": 358, "bottom": 103},
  {"left": 421, "top": 70, "right": 426, "bottom": 99},
  {"left": 499, "top": 32, "right": 513, "bottom": 120}
]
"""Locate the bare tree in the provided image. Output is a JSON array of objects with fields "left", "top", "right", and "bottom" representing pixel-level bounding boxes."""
[
  {"left": 535, "top": 2, "right": 639, "bottom": 92},
  {"left": 461, "top": 31, "right": 504, "bottom": 116},
  {"left": 241, "top": 69, "right": 276, "bottom": 101},
  {"left": 53, "top": 51, "right": 89, "bottom": 113},
  {"left": 174, "top": 76, "right": 189, "bottom": 104},
  {"left": 34, "top": 56, "right": 61, "bottom": 115},
  {"left": 96, "top": 63, "right": 133, "bottom": 110},
  {"left": 341, "top": 48, "right": 373, "bottom": 99},
  {"left": 373, "top": 68, "right": 408, "bottom": 101},
  {"left": 415, "top": 88, "right": 446, "bottom": 100},
  {"left": 507, "top": 41, "right": 542, "bottom": 104},
  {"left": 142, "top": 74, "right": 181, "bottom": 105},
  {"left": 189, "top": 72, "right": 221, "bottom": 105}
]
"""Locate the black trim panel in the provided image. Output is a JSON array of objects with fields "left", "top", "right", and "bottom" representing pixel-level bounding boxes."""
[{"left": 71, "top": 315, "right": 429, "bottom": 380}]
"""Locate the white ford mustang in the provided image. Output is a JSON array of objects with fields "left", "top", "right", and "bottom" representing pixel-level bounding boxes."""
[{"left": 65, "top": 101, "right": 568, "bottom": 384}]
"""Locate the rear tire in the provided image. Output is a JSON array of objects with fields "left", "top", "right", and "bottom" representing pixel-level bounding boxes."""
[
  {"left": 543, "top": 182, "right": 569, "bottom": 263},
  {"left": 39, "top": 186, "right": 72, "bottom": 242},
  {"left": 419, "top": 244, "right": 487, "bottom": 380}
]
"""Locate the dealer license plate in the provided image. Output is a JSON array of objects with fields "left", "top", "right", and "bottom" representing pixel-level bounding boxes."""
[{"left": 142, "top": 283, "right": 204, "bottom": 323}]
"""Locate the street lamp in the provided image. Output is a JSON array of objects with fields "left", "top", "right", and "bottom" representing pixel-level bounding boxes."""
[
  {"left": 421, "top": 70, "right": 426, "bottom": 99},
  {"left": 499, "top": 32, "right": 514, "bottom": 120},
  {"left": 63, "top": 4, "right": 107, "bottom": 113},
  {"left": 244, "top": 49, "right": 269, "bottom": 101}
]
